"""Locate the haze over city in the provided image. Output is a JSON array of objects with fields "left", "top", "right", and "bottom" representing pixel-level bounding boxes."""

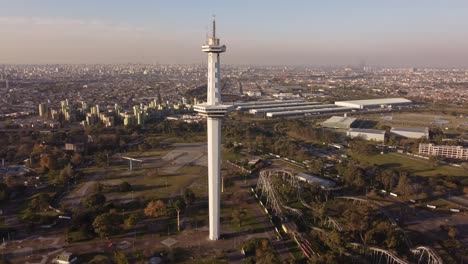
[
  {"left": 0, "top": 1, "right": 467, "bottom": 264},
  {"left": 1, "top": 0, "right": 468, "bottom": 67}
]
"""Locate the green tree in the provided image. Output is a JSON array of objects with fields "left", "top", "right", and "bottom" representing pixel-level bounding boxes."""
[
  {"left": 40, "top": 155, "right": 57, "bottom": 170},
  {"left": 343, "top": 166, "right": 366, "bottom": 189},
  {"left": 95, "top": 152, "right": 107, "bottom": 167},
  {"left": 0, "top": 183, "right": 9, "bottom": 202},
  {"left": 310, "top": 158, "right": 326, "bottom": 177},
  {"left": 85, "top": 193, "right": 106, "bottom": 208},
  {"left": 92, "top": 213, "right": 122, "bottom": 238},
  {"left": 138, "top": 143, "right": 151, "bottom": 152},
  {"left": 59, "top": 164, "right": 74, "bottom": 184},
  {"left": 255, "top": 239, "right": 278, "bottom": 264},
  {"left": 124, "top": 212, "right": 141, "bottom": 229},
  {"left": 448, "top": 226, "right": 458, "bottom": 239},
  {"left": 183, "top": 188, "right": 196, "bottom": 206},
  {"left": 118, "top": 182, "right": 132, "bottom": 192},
  {"left": 231, "top": 208, "right": 247, "bottom": 227},
  {"left": 71, "top": 153, "right": 82, "bottom": 166},
  {"left": 396, "top": 172, "right": 413, "bottom": 196},
  {"left": 30, "top": 192, "right": 51, "bottom": 211},
  {"left": 112, "top": 251, "right": 129, "bottom": 264}
]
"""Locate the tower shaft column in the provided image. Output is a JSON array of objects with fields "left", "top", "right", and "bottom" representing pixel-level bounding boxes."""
[
  {"left": 207, "top": 117, "right": 221, "bottom": 240},
  {"left": 207, "top": 53, "right": 221, "bottom": 105},
  {"left": 194, "top": 17, "right": 231, "bottom": 241}
]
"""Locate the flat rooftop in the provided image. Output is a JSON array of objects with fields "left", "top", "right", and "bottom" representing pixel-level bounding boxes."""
[
  {"left": 391, "top": 127, "right": 429, "bottom": 133},
  {"left": 335, "top": 98, "right": 412, "bottom": 106},
  {"left": 250, "top": 103, "right": 332, "bottom": 114},
  {"left": 266, "top": 106, "right": 354, "bottom": 117},
  {"left": 348, "top": 128, "right": 386, "bottom": 135},
  {"left": 295, "top": 172, "right": 336, "bottom": 189},
  {"left": 323, "top": 116, "right": 357, "bottom": 125}
]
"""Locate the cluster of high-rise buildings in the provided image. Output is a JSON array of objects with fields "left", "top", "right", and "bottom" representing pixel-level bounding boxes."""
[{"left": 38, "top": 97, "right": 195, "bottom": 128}]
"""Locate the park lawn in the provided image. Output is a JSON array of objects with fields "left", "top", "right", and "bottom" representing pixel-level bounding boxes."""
[
  {"left": 222, "top": 148, "right": 246, "bottom": 162},
  {"left": 161, "top": 133, "right": 206, "bottom": 143},
  {"left": 129, "top": 165, "right": 206, "bottom": 199},
  {"left": 353, "top": 153, "right": 467, "bottom": 177},
  {"left": 124, "top": 147, "right": 173, "bottom": 158},
  {"left": 186, "top": 173, "right": 208, "bottom": 197},
  {"left": 222, "top": 203, "right": 262, "bottom": 233}
]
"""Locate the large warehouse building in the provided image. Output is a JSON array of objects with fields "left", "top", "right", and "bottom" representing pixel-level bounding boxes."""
[
  {"left": 347, "top": 128, "right": 386, "bottom": 141},
  {"left": 234, "top": 100, "right": 306, "bottom": 111},
  {"left": 335, "top": 98, "right": 412, "bottom": 109},
  {"left": 391, "top": 127, "right": 429, "bottom": 139},
  {"left": 266, "top": 106, "right": 355, "bottom": 118},
  {"left": 250, "top": 103, "right": 332, "bottom": 117},
  {"left": 322, "top": 115, "right": 357, "bottom": 129},
  {"left": 234, "top": 97, "right": 413, "bottom": 119}
]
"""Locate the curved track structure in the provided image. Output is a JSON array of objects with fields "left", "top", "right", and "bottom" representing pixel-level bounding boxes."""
[
  {"left": 256, "top": 169, "right": 303, "bottom": 217},
  {"left": 351, "top": 243, "right": 411, "bottom": 264},
  {"left": 411, "top": 246, "right": 444, "bottom": 264},
  {"left": 325, "top": 216, "right": 343, "bottom": 232}
]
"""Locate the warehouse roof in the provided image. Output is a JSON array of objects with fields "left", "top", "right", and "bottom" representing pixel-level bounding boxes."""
[
  {"left": 295, "top": 173, "right": 336, "bottom": 189},
  {"left": 266, "top": 106, "right": 354, "bottom": 118},
  {"left": 391, "top": 127, "right": 429, "bottom": 133},
  {"left": 322, "top": 116, "right": 357, "bottom": 127},
  {"left": 335, "top": 98, "right": 412, "bottom": 106},
  {"left": 348, "top": 128, "right": 386, "bottom": 135},
  {"left": 250, "top": 103, "right": 332, "bottom": 114}
]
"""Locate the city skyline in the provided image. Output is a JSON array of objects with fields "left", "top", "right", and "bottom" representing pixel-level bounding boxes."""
[{"left": 1, "top": 1, "right": 468, "bottom": 67}]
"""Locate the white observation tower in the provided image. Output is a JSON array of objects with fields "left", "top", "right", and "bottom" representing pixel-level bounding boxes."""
[{"left": 194, "top": 17, "right": 233, "bottom": 240}]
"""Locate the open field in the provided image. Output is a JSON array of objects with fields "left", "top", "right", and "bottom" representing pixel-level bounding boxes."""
[
  {"left": 353, "top": 153, "right": 467, "bottom": 177},
  {"left": 356, "top": 112, "right": 468, "bottom": 130},
  {"left": 102, "top": 143, "right": 209, "bottom": 202}
]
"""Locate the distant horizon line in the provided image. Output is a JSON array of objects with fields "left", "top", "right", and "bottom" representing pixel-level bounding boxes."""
[{"left": 0, "top": 62, "right": 467, "bottom": 70}]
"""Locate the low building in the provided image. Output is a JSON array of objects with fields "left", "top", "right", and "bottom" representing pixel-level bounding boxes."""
[
  {"left": 391, "top": 127, "right": 429, "bottom": 139},
  {"left": 322, "top": 115, "right": 357, "bottom": 129},
  {"left": 347, "top": 128, "right": 386, "bottom": 141},
  {"left": 295, "top": 172, "right": 336, "bottom": 189},
  {"left": 54, "top": 252, "right": 78, "bottom": 264},
  {"left": 419, "top": 143, "right": 468, "bottom": 160},
  {"left": 64, "top": 143, "right": 85, "bottom": 153}
]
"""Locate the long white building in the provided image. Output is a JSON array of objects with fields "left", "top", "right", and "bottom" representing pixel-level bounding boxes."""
[
  {"left": 347, "top": 128, "right": 386, "bottom": 141},
  {"left": 335, "top": 98, "right": 412, "bottom": 109},
  {"left": 391, "top": 127, "right": 429, "bottom": 139},
  {"left": 419, "top": 143, "right": 468, "bottom": 160},
  {"left": 265, "top": 106, "right": 354, "bottom": 118}
]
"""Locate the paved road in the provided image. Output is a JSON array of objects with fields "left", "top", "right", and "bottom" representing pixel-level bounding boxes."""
[{"left": 445, "top": 194, "right": 468, "bottom": 209}]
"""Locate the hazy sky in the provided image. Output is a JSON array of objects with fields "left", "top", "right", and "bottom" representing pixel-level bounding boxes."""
[{"left": 1, "top": 0, "right": 467, "bottom": 67}]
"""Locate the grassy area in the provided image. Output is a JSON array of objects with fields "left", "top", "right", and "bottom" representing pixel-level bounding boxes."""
[
  {"left": 124, "top": 148, "right": 173, "bottom": 158},
  {"left": 161, "top": 134, "right": 206, "bottom": 143},
  {"left": 353, "top": 153, "right": 467, "bottom": 177},
  {"left": 361, "top": 111, "right": 467, "bottom": 130},
  {"left": 104, "top": 165, "right": 206, "bottom": 201},
  {"left": 222, "top": 148, "right": 246, "bottom": 162}
]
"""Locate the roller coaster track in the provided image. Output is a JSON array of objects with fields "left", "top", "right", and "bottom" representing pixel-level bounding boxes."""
[
  {"left": 411, "top": 246, "right": 444, "bottom": 264},
  {"left": 256, "top": 172, "right": 444, "bottom": 264},
  {"left": 351, "top": 243, "right": 444, "bottom": 264},
  {"left": 351, "top": 243, "right": 411, "bottom": 264},
  {"left": 256, "top": 169, "right": 303, "bottom": 217}
]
